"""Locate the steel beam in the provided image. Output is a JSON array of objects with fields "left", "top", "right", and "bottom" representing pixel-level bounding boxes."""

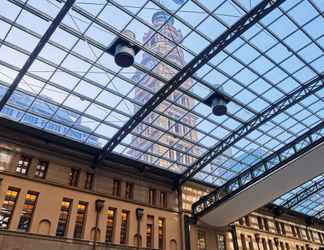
[
  {"left": 281, "top": 179, "right": 324, "bottom": 210},
  {"left": 0, "top": 0, "right": 76, "bottom": 110},
  {"left": 314, "top": 209, "right": 324, "bottom": 220},
  {"left": 176, "top": 74, "right": 324, "bottom": 187},
  {"left": 192, "top": 121, "right": 324, "bottom": 218},
  {"left": 92, "top": 0, "right": 286, "bottom": 168}
]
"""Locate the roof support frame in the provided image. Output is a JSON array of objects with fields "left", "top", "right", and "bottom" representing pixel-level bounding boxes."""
[
  {"left": 92, "top": 0, "right": 287, "bottom": 167},
  {"left": 176, "top": 74, "right": 324, "bottom": 187},
  {"left": 192, "top": 121, "right": 324, "bottom": 218},
  {"left": 280, "top": 179, "right": 324, "bottom": 210},
  {"left": 0, "top": 0, "right": 76, "bottom": 110}
]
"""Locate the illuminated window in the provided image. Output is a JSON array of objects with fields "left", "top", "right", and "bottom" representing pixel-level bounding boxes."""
[
  {"left": 120, "top": 210, "right": 129, "bottom": 244},
  {"left": 56, "top": 198, "right": 72, "bottom": 237},
  {"left": 18, "top": 191, "right": 39, "bottom": 232},
  {"left": 113, "top": 179, "right": 121, "bottom": 197},
  {"left": 69, "top": 169, "right": 79, "bottom": 187},
  {"left": 35, "top": 160, "right": 48, "bottom": 179},
  {"left": 125, "top": 182, "right": 133, "bottom": 200},
  {"left": 160, "top": 192, "right": 167, "bottom": 208},
  {"left": 217, "top": 234, "right": 226, "bottom": 250},
  {"left": 106, "top": 208, "right": 116, "bottom": 243},
  {"left": 0, "top": 187, "right": 20, "bottom": 229},
  {"left": 149, "top": 189, "right": 156, "bottom": 205},
  {"left": 84, "top": 172, "right": 94, "bottom": 190},
  {"left": 147, "top": 216, "right": 154, "bottom": 248},
  {"left": 197, "top": 231, "right": 207, "bottom": 250},
  {"left": 16, "top": 155, "right": 32, "bottom": 175},
  {"left": 158, "top": 218, "right": 165, "bottom": 250},
  {"left": 73, "top": 201, "right": 88, "bottom": 239}
]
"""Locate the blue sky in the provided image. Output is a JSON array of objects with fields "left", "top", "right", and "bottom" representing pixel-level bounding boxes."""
[{"left": 0, "top": 0, "right": 322, "bottom": 186}]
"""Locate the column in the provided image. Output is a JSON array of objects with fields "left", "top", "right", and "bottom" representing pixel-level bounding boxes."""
[{"left": 113, "top": 208, "right": 122, "bottom": 244}]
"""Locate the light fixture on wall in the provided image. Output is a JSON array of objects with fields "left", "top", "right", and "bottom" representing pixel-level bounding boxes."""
[
  {"left": 203, "top": 87, "right": 229, "bottom": 116},
  {"left": 106, "top": 30, "right": 140, "bottom": 68}
]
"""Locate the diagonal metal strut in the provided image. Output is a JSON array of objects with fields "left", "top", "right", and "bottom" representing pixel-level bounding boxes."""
[
  {"left": 176, "top": 73, "right": 324, "bottom": 187},
  {"left": 281, "top": 179, "right": 324, "bottom": 210},
  {"left": 0, "top": 0, "right": 76, "bottom": 110},
  {"left": 92, "top": 0, "right": 287, "bottom": 168},
  {"left": 192, "top": 121, "right": 324, "bottom": 218}
]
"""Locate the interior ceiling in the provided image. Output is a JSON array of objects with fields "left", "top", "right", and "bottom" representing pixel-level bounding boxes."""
[{"left": 0, "top": 0, "right": 322, "bottom": 218}]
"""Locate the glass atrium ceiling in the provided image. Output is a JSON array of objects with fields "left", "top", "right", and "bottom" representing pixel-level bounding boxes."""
[
  {"left": 274, "top": 174, "right": 324, "bottom": 219},
  {"left": 0, "top": 0, "right": 323, "bottom": 189}
]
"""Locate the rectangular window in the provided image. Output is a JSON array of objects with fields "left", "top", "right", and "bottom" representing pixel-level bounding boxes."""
[
  {"left": 296, "top": 227, "right": 301, "bottom": 238},
  {"left": 158, "top": 218, "right": 165, "bottom": 250},
  {"left": 217, "top": 234, "right": 226, "bottom": 250},
  {"left": 245, "top": 216, "right": 250, "bottom": 227},
  {"left": 280, "top": 242, "right": 285, "bottom": 250},
  {"left": 280, "top": 223, "right": 286, "bottom": 235},
  {"left": 105, "top": 208, "right": 116, "bottom": 243},
  {"left": 0, "top": 187, "right": 20, "bottom": 229},
  {"left": 125, "top": 182, "right": 133, "bottom": 200},
  {"left": 69, "top": 168, "right": 80, "bottom": 187},
  {"left": 275, "top": 221, "right": 281, "bottom": 235},
  {"left": 197, "top": 231, "right": 207, "bottom": 250},
  {"left": 160, "top": 191, "right": 167, "bottom": 208},
  {"left": 263, "top": 218, "right": 269, "bottom": 231},
  {"left": 120, "top": 210, "right": 129, "bottom": 244},
  {"left": 291, "top": 225, "right": 296, "bottom": 237},
  {"left": 306, "top": 229, "right": 310, "bottom": 241},
  {"left": 16, "top": 155, "right": 32, "bottom": 175},
  {"left": 257, "top": 216, "right": 263, "bottom": 230},
  {"left": 113, "top": 179, "right": 121, "bottom": 197},
  {"left": 268, "top": 240, "right": 274, "bottom": 250},
  {"left": 56, "top": 198, "right": 72, "bottom": 237},
  {"left": 35, "top": 160, "right": 48, "bottom": 179},
  {"left": 73, "top": 201, "right": 88, "bottom": 239},
  {"left": 147, "top": 215, "right": 154, "bottom": 249},
  {"left": 296, "top": 245, "right": 300, "bottom": 250},
  {"left": 318, "top": 232, "right": 322, "bottom": 244},
  {"left": 149, "top": 189, "right": 156, "bottom": 205},
  {"left": 285, "top": 243, "right": 290, "bottom": 250},
  {"left": 248, "top": 236, "right": 254, "bottom": 250},
  {"left": 84, "top": 172, "right": 94, "bottom": 190},
  {"left": 241, "top": 234, "right": 247, "bottom": 250},
  {"left": 262, "top": 238, "right": 268, "bottom": 250},
  {"left": 17, "top": 191, "right": 39, "bottom": 232}
]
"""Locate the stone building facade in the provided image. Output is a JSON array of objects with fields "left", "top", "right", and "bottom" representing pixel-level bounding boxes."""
[{"left": 0, "top": 120, "right": 323, "bottom": 250}]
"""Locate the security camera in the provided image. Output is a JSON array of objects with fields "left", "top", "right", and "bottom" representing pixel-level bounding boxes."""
[
  {"left": 203, "top": 88, "right": 229, "bottom": 116},
  {"left": 106, "top": 30, "right": 140, "bottom": 68}
]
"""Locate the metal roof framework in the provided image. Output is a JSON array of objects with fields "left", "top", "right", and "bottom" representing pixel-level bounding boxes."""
[
  {"left": 0, "top": 0, "right": 323, "bottom": 218},
  {"left": 191, "top": 121, "right": 324, "bottom": 218}
]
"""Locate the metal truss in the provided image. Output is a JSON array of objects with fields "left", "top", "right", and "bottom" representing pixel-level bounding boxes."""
[
  {"left": 176, "top": 74, "right": 324, "bottom": 187},
  {"left": 192, "top": 121, "right": 324, "bottom": 218},
  {"left": 314, "top": 209, "right": 324, "bottom": 220},
  {"left": 281, "top": 179, "right": 324, "bottom": 210},
  {"left": 92, "top": 0, "right": 286, "bottom": 167},
  {"left": 0, "top": 0, "right": 76, "bottom": 110}
]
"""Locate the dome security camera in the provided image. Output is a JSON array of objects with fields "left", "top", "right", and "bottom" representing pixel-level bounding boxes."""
[{"left": 106, "top": 30, "right": 140, "bottom": 68}]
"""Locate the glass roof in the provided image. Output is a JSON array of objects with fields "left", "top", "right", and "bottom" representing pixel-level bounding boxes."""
[
  {"left": 0, "top": 0, "right": 322, "bottom": 192},
  {"left": 274, "top": 174, "right": 324, "bottom": 218}
]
